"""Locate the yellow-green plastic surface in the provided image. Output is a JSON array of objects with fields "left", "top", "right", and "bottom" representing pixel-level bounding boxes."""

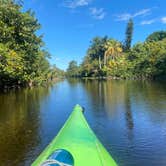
[{"left": 32, "top": 105, "right": 118, "bottom": 166}]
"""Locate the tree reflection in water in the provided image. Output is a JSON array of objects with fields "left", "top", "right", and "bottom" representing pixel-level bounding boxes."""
[{"left": 0, "top": 87, "right": 50, "bottom": 166}]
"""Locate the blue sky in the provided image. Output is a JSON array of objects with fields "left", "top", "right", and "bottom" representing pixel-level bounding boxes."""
[{"left": 24, "top": 0, "right": 166, "bottom": 70}]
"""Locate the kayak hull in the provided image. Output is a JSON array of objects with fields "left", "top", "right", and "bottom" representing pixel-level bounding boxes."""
[{"left": 32, "top": 105, "right": 118, "bottom": 166}]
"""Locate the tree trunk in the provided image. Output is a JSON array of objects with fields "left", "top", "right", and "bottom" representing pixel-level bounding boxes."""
[
  {"left": 104, "top": 53, "right": 106, "bottom": 66},
  {"left": 28, "top": 80, "right": 33, "bottom": 87},
  {"left": 99, "top": 55, "right": 101, "bottom": 69}
]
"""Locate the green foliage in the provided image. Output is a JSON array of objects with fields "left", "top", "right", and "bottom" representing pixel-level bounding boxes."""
[
  {"left": 0, "top": 43, "right": 25, "bottom": 86},
  {"left": 66, "top": 18, "right": 165, "bottom": 80},
  {"left": 78, "top": 37, "right": 124, "bottom": 77},
  {"left": 50, "top": 65, "right": 65, "bottom": 79},
  {"left": 124, "top": 19, "right": 134, "bottom": 52},
  {"left": 80, "top": 56, "right": 93, "bottom": 77},
  {"left": 128, "top": 40, "right": 166, "bottom": 79},
  {"left": 67, "top": 35, "right": 166, "bottom": 80},
  {"left": 66, "top": 61, "right": 80, "bottom": 77},
  {"left": 107, "top": 56, "right": 131, "bottom": 78},
  {"left": 0, "top": 0, "right": 61, "bottom": 88},
  {"left": 87, "top": 36, "right": 108, "bottom": 69},
  {"left": 104, "top": 39, "right": 123, "bottom": 65},
  {"left": 146, "top": 31, "right": 166, "bottom": 42}
]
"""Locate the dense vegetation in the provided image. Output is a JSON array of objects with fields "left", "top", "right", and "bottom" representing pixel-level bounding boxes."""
[
  {"left": 0, "top": 0, "right": 63, "bottom": 89},
  {"left": 66, "top": 21, "right": 166, "bottom": 80}
]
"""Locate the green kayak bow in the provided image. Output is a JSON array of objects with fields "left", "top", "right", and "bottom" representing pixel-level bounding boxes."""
[{"left": 32, "top": 105, "right": 118, "bottom": 166}]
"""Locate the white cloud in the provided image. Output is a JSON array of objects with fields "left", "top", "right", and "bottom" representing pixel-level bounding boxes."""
[
  {"left": 133, "top": 9, "right": 151, "bottom": 17},
  {"left": 63, "top": 0, "right": 92, "bottom": 8},
  {"left": 161, "top": 17, "right": 166, "bottom": 24},
  {"left": 141, "top": 19, "right": 156, "bottom": 25},
  {"left": 115, "top": 8, "right": 151, "bottom": 21},
  {"left": 140, "top": 17, "right": 166, "bottom": 25},
  {"left": 90, "top": 7, "right": 106, "bottom": 20},
  {"left": 116, "top": 13, "right": 132, "bottom": 21}
]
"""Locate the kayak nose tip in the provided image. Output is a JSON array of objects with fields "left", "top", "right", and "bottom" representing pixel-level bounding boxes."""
[{"left": 75, "top": 104, "right": 85, "bottom": 113}]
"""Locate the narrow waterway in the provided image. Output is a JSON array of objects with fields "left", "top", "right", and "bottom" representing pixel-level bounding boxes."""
[{"left": 0, "top": 79, "right": 166, "bottom": 166}]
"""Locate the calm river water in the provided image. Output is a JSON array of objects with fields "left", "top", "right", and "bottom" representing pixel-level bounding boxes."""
[{"left": 0, "top": 79, "right": 166, "bottom": 166}]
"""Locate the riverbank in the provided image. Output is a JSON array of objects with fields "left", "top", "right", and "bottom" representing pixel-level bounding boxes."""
[
  {"left": 0, "top": 1, "right": 65, "bottom": 92},
  {"left": 68, "top": 75, "right": 166, "bottom": 81},
  {"left": 66, "top": 33, "right": 166, "bottom": 80},
  {"left": 0, "top": 77, "right": 64, "bottom": 92}
]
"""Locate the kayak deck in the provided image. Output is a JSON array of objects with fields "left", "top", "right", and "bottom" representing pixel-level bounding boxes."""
[{"left": 32, "top": 105, "right": 118, "bottom": 166}]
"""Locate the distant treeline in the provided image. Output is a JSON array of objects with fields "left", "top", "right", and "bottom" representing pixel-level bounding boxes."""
[
  {"left": 66, "top": 19, "right": 166, "bottom": 80},
  {"left": 0, "top": 0, "right": 64, "bottom": 89}
]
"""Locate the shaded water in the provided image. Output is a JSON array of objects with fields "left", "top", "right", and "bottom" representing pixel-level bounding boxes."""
[{"left": 0, "top": 79, "right": 166, "bottom": 166}]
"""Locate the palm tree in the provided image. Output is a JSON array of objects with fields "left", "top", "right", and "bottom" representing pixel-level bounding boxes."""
[{"left": 104, "top": 40, "right": 122, "bottom": 66}]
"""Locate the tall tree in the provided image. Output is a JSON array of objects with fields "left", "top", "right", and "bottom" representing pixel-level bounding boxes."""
[{"left": 124, "top": 19, "right": 134, "bottom": 52}]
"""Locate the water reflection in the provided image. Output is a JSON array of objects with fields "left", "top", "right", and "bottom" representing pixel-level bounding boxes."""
[
  {"left": 0, "top": 87, "right": 50, "bottom": 166},
  {"left": 82, "top": 80, "right": 134, "bottom": 137},
  {"left": 0, "top": 80, "right": 166, "bottom": 166},
  {"left": 80, "top": 79, "right": 166, "bottom": 166},
  {"left": 82, "top": 79, "right": 166, "bottom": 125},
  {"left": 124, "top": 85, "right": 134, "bottom": 140}
]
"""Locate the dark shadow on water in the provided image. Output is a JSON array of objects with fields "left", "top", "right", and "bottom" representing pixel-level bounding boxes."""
[
  {"left": 0, "top": 87, "right": 51, "bottom": 166},
  {"left": 124, "top": 83, "right": 134, "bottom": 141}
]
